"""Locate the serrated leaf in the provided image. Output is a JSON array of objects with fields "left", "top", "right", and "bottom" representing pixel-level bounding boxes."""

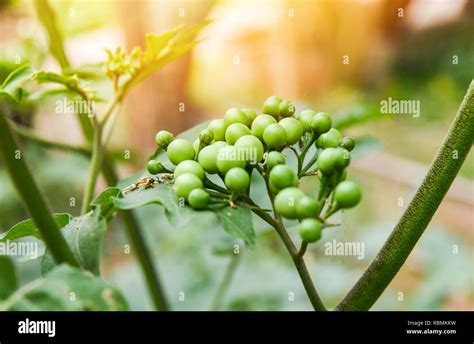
[
  {"left": 0, "top": 214, "right": 71, "bottom": 242},
  {"left": 0, "top": 264, "right": 128, "bottom": 311},
  {"left": 41, "top": 211, "right": 106, "bottom": 275},
  {"left": 0, "top": 256, "right": 17, "bottom": 300},
  {"left": 0, "top": 65, "right": 35, "bottom": 102},
  {"left": 214, "top": 206, "right": 255, "bottom": 247}
]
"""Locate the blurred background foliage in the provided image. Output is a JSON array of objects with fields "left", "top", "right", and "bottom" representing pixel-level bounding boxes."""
[{"left": 0, "top": 0, "right": 472, "bottom": 310}]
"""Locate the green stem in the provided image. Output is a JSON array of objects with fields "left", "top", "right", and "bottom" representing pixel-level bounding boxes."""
[
  {"left": 13, "top": 122, "right": 90, "bottom": 156},
  {"left": 210, "top": 253, "right": 240, "bottom": 311},
  {"left": 0, "top": 105, "right": 78, "bottom": 267},
  {"left": 249, "top": 171, "right": 327, "bottom": 311},
  {"left": 297, "top": 241, "right": 308, "bottom": 257},
  {"left": 336, "top": 80, "right": 474, "bottom": 311},
  {"left": 81, "top": 117, "right": 103, "bottom": 214}
]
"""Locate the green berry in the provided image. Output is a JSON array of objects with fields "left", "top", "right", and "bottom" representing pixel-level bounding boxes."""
[
  {"left": 224, "top": 167, "right": 250, "bottom": 193},
  {"left": 310, "top": 112, "right": 332, "bottom": 135},
  {"left": 297, "top": 110, "right": 316, "bottom": 131},
  {"left": 266, "top": 151, "right": 286, "bottom": 170},
  {"left": 317, "top": 148, "right": 337, "bottom": 175},
  {"left": 269, "top": 165, "right": 297, "bottom": 190},
  {"left": 316, "top": 128, "right": 342, "bottom": 148},
  {"left": 296, "top": 196, "right": 319, "bottom": 219},
  {"left": 241, "top": 108, "right": 257, "bottom": 126},
  {"left": 174, "top": 160, "right": 205, "bottom": 180},
  {"left": 199, "top": 129, "right": 214, "bottom": 145},
  {"left": 333, "top": 147, "right": 350, "bottom": 169},
  {"left": 262, "top": 96, "right": 282, "bottom": 119},
  {"left": 216, "top": 145, "right": 246, "bottom": 174},
  {"left": 279, "top": 117, "right": 304, "bottom": 145},
  {"left": 278, "top": 100, "right": 295, "bottom": 118},
  {"left": 299, "top": 219, "right": 322, "bottom": 243},
  {"left": 188, "top": 189, "right": 210, "bottom": 209},
  {"left": 198, "top": 143, "right": 220, "bottom": 174},
  {"left": 234, "top": 135, "right": 264, "bottom": 164},
  {"left": 263, "top": 123, "right": 287, "bottom": 149},
  {"left": 339, "top": 137, "right": 355, "bottom": 151},
  {"left": 274, "top": 187, "right": 305, "bottom": 219},
  {"left": 224, "top": 108, "right": 248, "bottom": 128},
  {"left": 208, "top": 119, "right": 226, "bottom": 141},
  {"left": 147, "top": 160, "right": 164, "bottom": 175},
  {"left": 251, "top": 114, "right": 277, "bottom": 140},
  {"left": 155, "top": 130, "right": 174, "bottom": 148},
  {"left": 173, "top": 173, "right": 203, "bottom": 200},
  {"left": 334, "top": 180, "right": 362, "bottom": 208},
  {"left": 225, "top": 123, "right": 251, "bottom": 145},
  {"left": 167, "top": 139, "right": 195, "bottom": 165}
]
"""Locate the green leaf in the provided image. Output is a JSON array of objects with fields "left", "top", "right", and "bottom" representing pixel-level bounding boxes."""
[
  {"left": 114, "top": 183, "right": 199, "bottom": 227},
  {"left": 41, "top": 210, "right": 106, "bottom": 275},
  {"left": 213, "top": 205, "right": 255, "bottom": 247},
  {"left": 0, "top": 65, "right": 35, "bottom": 102},
  {"left": 31, "top": 71, "right": 92, "bottom": 100},
  {"left": 0, "top": 264, "right": 127, "bottom": 311},
  {"left": 0, "top": 256, "right": 17, "bottom": 300},
  {"left": 33, "top": 0, "right": 70, "bottom": 70},
  {"left": 91, "top": 187, "right": 121, "bottom": 220},
  {"left": 117, "top": 21, "right": 210, "bottom": 93},
  {"left": 0, "top": 214, "right": 71, "bottom": 242},
  {"left": 333, "top": 105, "right": 381, "bottom": 130}
]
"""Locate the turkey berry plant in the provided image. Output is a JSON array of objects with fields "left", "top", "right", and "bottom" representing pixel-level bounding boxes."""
[
  {"left": 142, "top": 96, "right": 365, "bottom": 310},
  {"left": 0, "top": 0, "right": 473, "bottom": 312}
]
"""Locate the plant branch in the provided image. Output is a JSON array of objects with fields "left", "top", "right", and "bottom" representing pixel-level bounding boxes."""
[
  {"left": 12, "top": 122, "right": 90, "bottom": 156},
  {"left": 210, "top": 253, "right": 240, "bottom": 311},
  {"left": 336, "top": 80, "right": 474, "bottom": 311},
  {"left": 0, "top": 105, "right": 79, "bottom": 267}
]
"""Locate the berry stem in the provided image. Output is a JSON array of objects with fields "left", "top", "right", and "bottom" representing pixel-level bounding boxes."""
[
  {"left": 250, "top": 169, "right": 327, "bottom": 311},
  {"left": 336, "top": 80, "right": 474, "bottom": 311}
]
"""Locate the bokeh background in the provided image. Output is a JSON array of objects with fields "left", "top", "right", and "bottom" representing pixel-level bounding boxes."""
[{"left": 0, "top": 0, "right": 473, "bottom": 310}]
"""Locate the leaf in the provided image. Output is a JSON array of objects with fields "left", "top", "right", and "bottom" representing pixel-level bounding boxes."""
[
  {"left": 0, "top": 214, "right": 71, "bottom": 242},
  {"left": 0, "top": 65, "right": 35, "bottom": 102},
  {"left": 31, "top": 71, "right": 92, "bottom": 100},
  {"left": 0, "top": 256, "right": 17, "bottom": 300},
  {"left": 112, "top": 21, "right": 210, "bottom": 93},
  {"left": 0, "top": 264, "right": 128, "bottom": 311},
  {"left": 113, "top": 184, "right": 198, "bottom": 227},
  {"left": 33, "top": 0, "right": 70, "bottom": 70},
  {"left": 214, "top": 205, "right": 255, "bottom": 247},
  {"left": 91, "top": 187, "right": 121, "bottom": 220},
  {"left": 41, "top": 210, "right": 106, "bottom": 275},
  {"left": 333, "top": 105, "right": 381, "bottom": 130}
]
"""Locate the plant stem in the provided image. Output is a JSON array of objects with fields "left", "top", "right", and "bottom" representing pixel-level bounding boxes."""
[
  {"left": 13, "top": 122, "right": 90, "bottom": 156},
  {"left": 0, "top": 105, "right": 78, "bottom": 267},
  {"left": 81, "top": 117, "right": 103, "bottom": 214},
  {"left": 336, "top": 80, "right": 474, "bottom": 311},
  {"left": 297, "top": 241, "right": 308, "bottom": 257},
  {"left": 210, "top": 253, "right": 240, "bottom": 311},
  {"left": 248, "top": 175, "right": 327, "bottom": 311}
]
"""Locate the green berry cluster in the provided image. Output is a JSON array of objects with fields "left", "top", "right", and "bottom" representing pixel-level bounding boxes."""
[{"left": 145, "top": 96, "right": 362, "bottom": 244}]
